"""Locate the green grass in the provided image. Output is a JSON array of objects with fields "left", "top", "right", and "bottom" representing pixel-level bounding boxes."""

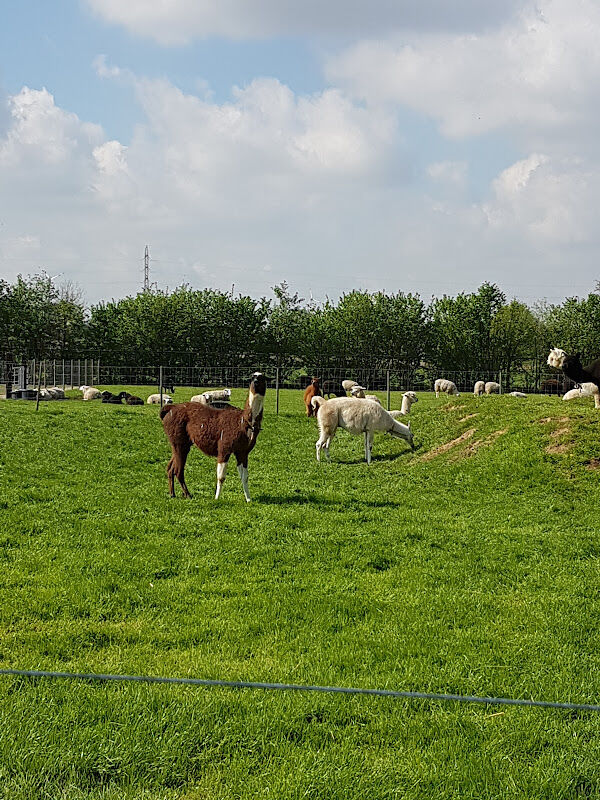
[{"left": 1, "top": 388, "right": 600, "bottom": 798}]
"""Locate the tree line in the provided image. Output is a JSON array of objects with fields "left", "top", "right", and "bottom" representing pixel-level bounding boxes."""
[{"left": 1, "top": 273, "right": 598, "bottom": 376}]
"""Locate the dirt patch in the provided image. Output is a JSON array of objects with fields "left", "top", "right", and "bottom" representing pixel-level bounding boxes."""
[
  {"left": 586, "top": 458, "right": 600, "bottom": 470},
  {"left": 539, "top": 416, "right": 569, "bottom": 425},
  {"left": 544, "top": 418, "right": 573, "bottom": 454},
  {"left": 442, "top": 403, "right": 466, "bottom": 412},
  {"left": 421, "top": 428, "right": 475, "bottom": 462},
  {"left": 546, "top": 443, "right": 571, "bottom": 455},
  {"left": 459, "top": 413, "right": 478, "bottom": 422},
  {"left": 461, "top": 429, "right": 508, "bottom": 458}
]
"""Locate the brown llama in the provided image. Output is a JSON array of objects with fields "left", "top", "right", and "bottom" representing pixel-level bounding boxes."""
[
  {"left": 303, "top": 377, "right": 322, "bottom": 417},
  {"left": 160, "top": 372, "right": 267, "bottom": 501}
]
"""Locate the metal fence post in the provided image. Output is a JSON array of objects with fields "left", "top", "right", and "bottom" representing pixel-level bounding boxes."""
[
  {"left": 62, "top": 359, "right": 65, "bottom": 390},
  {"left": 159, "top": 366, "right": 163, "bottom": 407},
  {"left": 499, "top": 370, "right": 503, "bottom": 394},
  {"left": 386, "top": 369, "right": 390, "bottom": 411},
  {"left": 276, "top": 366, "right": 280, "bottom": 415}
]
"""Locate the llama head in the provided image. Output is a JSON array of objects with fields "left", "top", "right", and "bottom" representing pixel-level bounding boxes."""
[
  {"left": 547, "top": 347, "right": 567, "bottom": 368},
  {"left": 403, "top": 391, "right": 418, "bottom": 402},
  {"left": 248, "top": 372, "right": 267, "bottom": 421},
  {"left": 350, "top": 385, "right": 366, "bottom": 397}
]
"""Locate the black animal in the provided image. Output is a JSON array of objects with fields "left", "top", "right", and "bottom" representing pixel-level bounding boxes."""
[
  {"left": 125, "top": 392, "right": 144, "bottom": 405},
  {"left": 101, "top": 390, "right": 128, "bottom": 404},
  {"left": 560, "top": 353, "right": 600, "bottom": 390},
  {"left": 321, "top": 380, "right": 345, "bottom": 399}
]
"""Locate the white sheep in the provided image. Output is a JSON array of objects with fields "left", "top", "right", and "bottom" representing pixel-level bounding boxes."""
[
  {"left": 83, "top": 387, "right": 102, "bottom": 400},
  {"left": 349, "top": 385, "right": 382, "bottom": 405},
  {"left": 562, "top": 383, "right": 598, "bottom": 401},
  {"left": 389, "top": 391, "right": 418, "bottom": 418},
  {"left": 342, "top": 379, "right": 360, "bottom": 392},
  {"left": 147, "top": 394, "right": 173, "bottom": 404},
  {"left": 190, "top": 389, "right": 232, "bottom": 405},
  {"left": 474, "top": 381, "right": 485, "bottom": 396},
  {"left": 485, "top": 381, "right": 501, "bottom": 394},
  {"left": 38, "top": 387, "right": 65, "bottom": 400},
  {"left": 311, "top": 395, "right": 413, "bottom": 464},
  {"left": 509, "top": 391, "right": 527, "bottom": 398},
  {"left": 434, "top": 379, "right": 459, "bottom": 398}
]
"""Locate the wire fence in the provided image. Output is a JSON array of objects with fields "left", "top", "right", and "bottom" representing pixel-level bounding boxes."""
[{"left": 0, "top": 357, "right": 574, "bottom": 398}]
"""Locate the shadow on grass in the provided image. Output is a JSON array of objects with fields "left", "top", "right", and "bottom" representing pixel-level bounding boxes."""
[{"left": 255, "top": 493, "right": 402, "bottom": 508}]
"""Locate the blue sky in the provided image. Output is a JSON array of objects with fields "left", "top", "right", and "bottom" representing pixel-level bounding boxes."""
[{"left": 1, "top": 0, "right": 599, "bottom": 304}]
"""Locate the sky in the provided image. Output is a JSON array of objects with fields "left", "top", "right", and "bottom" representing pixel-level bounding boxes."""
[{"left": 1, "top": 0, "right": 599, "bottom": 306}]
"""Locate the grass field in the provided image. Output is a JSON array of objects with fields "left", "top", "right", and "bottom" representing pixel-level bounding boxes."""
[{"left": 2, "top": 386, "right": 600, "bottom": 798}]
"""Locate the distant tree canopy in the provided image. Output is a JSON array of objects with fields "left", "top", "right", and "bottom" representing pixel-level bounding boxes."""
[{"left": 1, "top": 272, "right": 598, "bottom": 374}]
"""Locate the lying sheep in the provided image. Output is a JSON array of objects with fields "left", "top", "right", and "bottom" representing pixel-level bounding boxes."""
[
  {"left": 38, "top": 387, "right": 65, "bottom": 400},
  {"left": 509, "top": 391, "right": 527, "bottom": 398},
  {"left": 563, "top": 383, "right": 598, "bottom": 401},
  {"left": 147, "top": 394, "right": 173, "bottom": 404},
  {"left": 124, "top": 392, "right": 144, "bottom": 405},
  {"left": 434, "top": 379, "right": 459, "bottom": 397},
  {"left": 474, "top": 381, "right": 485, "bottom": 396},
  {"left": 190, "top": 389, "right": 232, "bottom": 405},
  {"left": 83, "top": 387, "right": 102, "bottom": 400}
]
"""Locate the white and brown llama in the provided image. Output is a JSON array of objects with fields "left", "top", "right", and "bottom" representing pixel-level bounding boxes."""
[{"left": 160, "top": 372, "right": 267, "bottom": 501}]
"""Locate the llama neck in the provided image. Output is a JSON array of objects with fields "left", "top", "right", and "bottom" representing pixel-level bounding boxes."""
[
  {"left": 401, "top": 395, "right": 411, "bottom": 414},
  {"left": 246, "top": 389, "right": 264, "bottom": 424}
]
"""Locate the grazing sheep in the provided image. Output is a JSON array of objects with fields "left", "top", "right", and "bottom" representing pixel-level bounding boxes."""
[
  {"left": 83, "top": 387, "right": 102, "bottom": 400},
  {"left": 101, "top": 391, "right": 127, "bottom": 404},
  {"left": 124, "top": 392, "right": 144, "bottom": 405},
  {"left": 434, "top": 379, "right": 459, "bottom": 398},
  {"left": 474, "top": 381, "right": 485, "bottom": 396},
  {"left": 311, "top": 395, "right": 413, "bottom": 464},
  {"left": 321, "top": 380, "right": 346, "bottom": 399},
  {"left": 342, "top": 379, "right": 360, "bottom": 392},
  {"left": 349, "top": 385, "right": 382, "bottom": 405},
  {"left": 147, "top": 394, "right": 173, "bottom": 405},
  {"left": 303, "top": 378, "right": 322, "bottom": 417},
  {"left": 509, "top": 391, "right": 527, "bottom": 398},
  {"left": 389, "top": 391, "right": 418, "bottom": 418},
  {"left": 161, "top": 372, "right": 267, "bottom": 501},
  {"left": 485, "top": 381, "right": 501, "bottom": 395}
]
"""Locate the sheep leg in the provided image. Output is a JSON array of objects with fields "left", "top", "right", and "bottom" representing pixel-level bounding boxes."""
[
  {"left": 215, "top": 459, "right": 228, "bottom": 499},
  {"left": 364, "top": 431, "right": 374, "bottom": 464},
  {"left": 237, "top": 461, "right": 251, "bottom": 502}
]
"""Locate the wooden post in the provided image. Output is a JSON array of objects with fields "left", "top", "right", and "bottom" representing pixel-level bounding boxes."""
[
  {"left": 386, "top": 369, "right": 391, "bottom": 411},
  {"left": 77, "top": 359, "right": 81, "bottom": 388},
  {"left": 276, "top": 365, "right": 280, "bottom": 415},
  {"left": 159, "top": 366, "right": 164, "bottom": 407},
  {"left": 62, "top": 359, "right": 65, "bottom": 390},
  {"left": 84, "top": 358, "right": 87, "bottom": 386},
  {"left": 97, "top": 359, "right": 100, "bottom": 386},
  {"left": 499, "top": 370, "right": 503, "bottom": 394}
]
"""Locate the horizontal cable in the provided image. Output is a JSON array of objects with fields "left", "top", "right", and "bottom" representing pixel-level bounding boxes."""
[{"left": 1, "top": 668, "right": 599, "bottom": 712}]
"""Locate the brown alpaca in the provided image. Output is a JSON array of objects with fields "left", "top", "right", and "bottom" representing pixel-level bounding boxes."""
[
  {"left": 303, "top": 377, "right": 322, "bottom": 417},
  {"left": 160, "top": 372, "right": 267, "bottom": 501}
]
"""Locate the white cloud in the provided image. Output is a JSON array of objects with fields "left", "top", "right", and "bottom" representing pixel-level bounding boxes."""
[
  {"left": 327, "top": 0, "right": 600, "bottom": 143},
  {"left": 85, "top": 0, "right": 521, "bottom": 44},
  {"left": 427, "top": 161, "right": 467, "bottom": 186}
]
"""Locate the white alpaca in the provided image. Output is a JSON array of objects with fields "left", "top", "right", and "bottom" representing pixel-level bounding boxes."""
[
  {"left": 547, "top": 347, "right": 568, "bottom": 369},
  {"left": 342, "top": 379, "right": 360, "bottom": 392},
  {"left": 474, "top": 381, "right": 485, "bottom": 396},
  {"left": 485, "top": 381, "right": 501, "bottom": 394},
  {"left": 350, "top": 385, "right": 382, "bottom": 404},
  {"left": 389, "top": 391, "right": 418, "bottom": 418},
  {"left": 311, "top": 396, "right": 413, "bottom": 464},
  {"left": 509, "top": 391, "right": 527, "bottom": 398},
  {"left": 434, "top": 379, "right": 459, "bottom": 397}
]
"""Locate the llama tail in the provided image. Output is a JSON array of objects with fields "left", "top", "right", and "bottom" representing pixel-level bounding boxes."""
[{"left": 311, "top": 395, "right": 326, "bottom": 411}]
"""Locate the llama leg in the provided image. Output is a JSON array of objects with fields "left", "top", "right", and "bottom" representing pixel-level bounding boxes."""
[
  {"left": 364, "top": 432, "right": 374, "bottom": 464},
  {"left": 237, "top": 460, "right": 251, "bottom": 502},
  {"left": 168, "top": 445, "right": 192, "bottom": 498},
  {"left": 215, "top": 459, "right": 228, "bottom": 499},
  {"left": 316, "top": 431, "right": 330, "bottom": 462}
]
